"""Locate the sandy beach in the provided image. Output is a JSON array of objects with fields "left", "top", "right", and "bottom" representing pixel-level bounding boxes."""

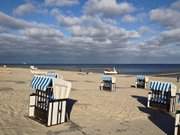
[{"left": 0, "top": 67, "right": 179, "bottom": 135}]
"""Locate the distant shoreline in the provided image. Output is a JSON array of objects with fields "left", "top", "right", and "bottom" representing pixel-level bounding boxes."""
[
  {"left": 1, "top": 65, "right": 180, "bottom": 78},
  {"left": 1, "top": 64, "right": 180, "bottom": 75}
]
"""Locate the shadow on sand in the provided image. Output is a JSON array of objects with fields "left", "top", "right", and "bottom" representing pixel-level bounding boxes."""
[
  {"left": 132, "top": 95, "right": 175, "bottom": 135},
  {"left": 66, "top": 99, "right": 78, "bottom": 121}
]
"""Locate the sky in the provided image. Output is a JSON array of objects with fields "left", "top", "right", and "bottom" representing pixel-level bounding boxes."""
[{"left": 0, "top": 0, "right": 180, "bottom": 64}]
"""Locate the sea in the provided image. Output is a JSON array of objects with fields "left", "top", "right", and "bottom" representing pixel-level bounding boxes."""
[{"left": 3, "top": 64, "right": 180, "bottom": 76}]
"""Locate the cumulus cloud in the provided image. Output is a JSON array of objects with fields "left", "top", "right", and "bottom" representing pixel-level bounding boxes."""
[
  {"left": 23, "top": 27, "right": 63, "bottom": 38},
  {"left": 45, "top": 0, "right": 79, "bottom": 7},
  {"left": 84, "top": 0, "right": 135, "bottom": 17},
  {"left": 0, "top": 11, "right": 62, "bottom": 34},
  {"left": 0, "top": 11, "right": 32, "bottom": 29},
  {"left": 171, "top": 0, "right": 180, "bottom": 9},
  {"left": 51, "top": 8, "right": 140, "bottom": 43},
  {"left": 160, "top": 28, "right": 180, "bottom": 45},
  {"left": 147, "top": 0, "right": 180, "bottom": 58},
  {"left": 1, "top": 0, "right": 180, "bottom": 64},
  {"left": 67, "top": 16, "right": 140, "bottom": 46},
  {"left": 138, "top": 26, "right": 151, "bottom": 34},
  {"left": 0, "top": 10, "right": 143, "bottom": 63},
  {"left": 122, "top": 14, "right": 136, "bottom": 23},
  {"left": 13, "top": 3, "right": 36, "bottom": 16},
  {"left": 146, "top": 0, "right": 180, "bottom": 61},
  {"left": 0, "top": 10, "right": 64, "bottom": 47},
  {"left": 149, "top": 1, "right": 180, "bottom": 28},
  {"left": 140, "top": 28, "right": 180, "bottom": 51},
  {"left": 51, "top": 9, "right": 80, "bottom": 26}
]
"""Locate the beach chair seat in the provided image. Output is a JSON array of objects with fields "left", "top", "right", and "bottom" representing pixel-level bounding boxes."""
[
  {"left": 100, "top": 75, "right": 116, "bottom": 91},
  {"left": 147, "top": 81, "right": 176, "bottom": 112},
  {"left": 29, "top": 74, "right": 71, "bottom": 126}
]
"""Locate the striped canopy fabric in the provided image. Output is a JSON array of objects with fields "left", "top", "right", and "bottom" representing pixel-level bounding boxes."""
[
  {"left": 149, "top": 81, "right": 171, "bottom": 91},
  {"left": 102, "top": 75, "right": 112, "bottom": 81},
  {"left": 31, "top": 75, "right": 53, "bottom": 91},
  {"left": 149, "top": 81, "right": 172, "bottom": 104},
  {"left": 137, "top": 75, "right": 145, "bottom": 80}
]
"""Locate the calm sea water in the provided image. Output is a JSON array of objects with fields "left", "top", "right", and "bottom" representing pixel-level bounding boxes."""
[{"left": 4, "top": 64, "right": 180, "bottom": 75}]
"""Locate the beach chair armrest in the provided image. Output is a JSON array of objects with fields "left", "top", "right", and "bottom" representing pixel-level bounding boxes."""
[
  {"left": 170, "top": 96, "right": 176, "bottom": 98},
  {"left": 30, "top": 93, "right": 37, "bottom": 96}
]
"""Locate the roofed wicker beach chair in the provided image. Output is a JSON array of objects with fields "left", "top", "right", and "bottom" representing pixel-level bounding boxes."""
[
  {"left": 28, "top": 73, "right": 71, "bottom": 126},
  {"left": 135, "top": 75, "right": 149, "bottom": 89},
  {"left": 100, "top": 75, "right": 116, "bottom": 92},
  {"left": 147, "top": 81, "right": 177, "bottom": 113}
]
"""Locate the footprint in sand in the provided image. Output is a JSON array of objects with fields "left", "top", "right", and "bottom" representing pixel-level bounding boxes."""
[
  {"left": 0, "top": 87, "right": 14, "bottom": 92},
  {"left": 0, "top": 104, "right": 16, "bottom": 118}
]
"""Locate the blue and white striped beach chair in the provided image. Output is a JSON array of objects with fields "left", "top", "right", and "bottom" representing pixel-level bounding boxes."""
[
  {"left": 29, "top": 74, "right": 71, "bottom": 126},
  {"left": 136, "top": 75, "right": 149, "bottom": 88},
  {"left": 147, "top": 81, "right": 176, "bottom": 112},
  {"left": 100, "top": 75, "right": 116, "bottom": 91}
]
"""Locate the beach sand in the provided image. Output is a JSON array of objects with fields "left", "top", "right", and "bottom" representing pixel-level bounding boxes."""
[{"left": 0, "top": 67, "right": 179, "bottom": 135}]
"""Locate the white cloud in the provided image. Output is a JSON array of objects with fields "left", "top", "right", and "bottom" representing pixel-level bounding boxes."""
[
  {"left": 160, "top": 28, "right": 180, "bottom": 45},
  {"left": 0, "top": 10, "right": 64, "bottom": 44},
  {"left": 171, "top": 0, "right": 180, "bottom": 9},
  {"left": 23, "top": 27, "right": 63, "bottom": 38},
  {"left": 84, "top": 0, "right": 135, "bottom": 17},
  {"left": 0, "top": 10, "right": 143, "bottom": 63},
  {"left": 51, "top": 9, "right": 80, "bottom": 26},
  {"left": 150, "top": 8, "right": 180, "bottom": 28},
  {"left": 51, "top": 8, "right": 140, "bottom": 42},
  {"left": 140, "top": 28, "right": 180, "bottom": 50},
  {"left": 138, "top": 26, "right": 151, "bottom": 34},
  {"left": 1, "top": 0, "right": 180, "bottom": 64},
  {"left": 45, "top": 0, "right": 79, "bottom": 7},
  {"left": 68, "top": 16, "right": 140, "bottom": 43},
  {"left": 122, "top": 14, "right": 136, "bottom": 23},
  {"left": 0, "top": 11, "right": 32, "bottom": 29},
  {"left": 147, "top": 0, "right": 180, "bottom": 54},
  {"left": 13, "top": 3, "right": 36, "bottom": 16}
]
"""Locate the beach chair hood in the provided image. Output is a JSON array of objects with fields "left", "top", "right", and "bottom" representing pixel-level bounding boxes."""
[
  {"left": 137, "top": 75, "right": 149, "bottom": 82},
  {"left": 102, "top": 75, "right": 116, "bottom": 83},
  {"left": 31, "top": 75, "right": 71, "bottom": 99},
  {"left": 53, "top": 78, "right": 71, "bottom": 99},
  {"left": 149, "top": 81, "right": 177, "bottom": 96},
  {"left": 31, "top": 75, "right": 52, "bottom": 91}
]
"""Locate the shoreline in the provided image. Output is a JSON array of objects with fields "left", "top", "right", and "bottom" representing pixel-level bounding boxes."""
[{"left": 1, "top": 66, "right": 180, "bottom": 78}]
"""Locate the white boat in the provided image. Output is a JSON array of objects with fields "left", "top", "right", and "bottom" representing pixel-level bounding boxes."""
[
  {"left": 3, "top": 65, "right": 7, "bottom": 68},
  {"left": 104, "top": 67, "right": 118, "bottom": 75},
  {"left": 30, "top": 65, "right": 38, "bottom": 70}
]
